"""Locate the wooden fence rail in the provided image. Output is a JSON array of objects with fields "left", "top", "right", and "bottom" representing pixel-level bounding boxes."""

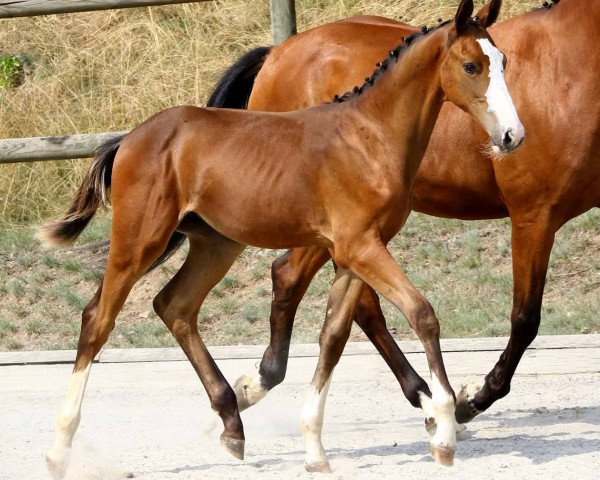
[
  {"left": 0, "top": 0, "right": 297, "bottom": 164},
  {"left": 0, "top": 0, "right": 212, "bottom": 19},
  {"left": 0, "top": 132, "right": 128, "bottom": 164}
]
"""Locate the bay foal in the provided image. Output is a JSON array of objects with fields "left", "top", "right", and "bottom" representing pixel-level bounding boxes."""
[
  {"left": 43, "top": 1, "right": 523, "bottom": 476},
  {"left": 216, "top": 0, "right": 600, "bottom": 429}
]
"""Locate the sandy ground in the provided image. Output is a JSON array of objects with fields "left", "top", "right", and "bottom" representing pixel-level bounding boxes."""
[{"left": 1, "top": 342, "right": 599, "bottom": 480}]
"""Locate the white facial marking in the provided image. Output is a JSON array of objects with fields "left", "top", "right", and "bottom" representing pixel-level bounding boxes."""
[
  {"left": 476, "top": 38, "right": 524, "bottom": 143},
  {"left": 301, "top": 376, "right": 332, "bottom": 467},
  {"left": 429, "top": 372, "right": 457, "bottom": 449}
]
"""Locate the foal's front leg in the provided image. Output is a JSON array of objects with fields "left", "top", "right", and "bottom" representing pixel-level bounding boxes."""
[
  {"left": 301, "top": 269, "right": 365, "bottom": 472},
  {"left": 343, "top": 236, "right": 457, "bottom": 466}
]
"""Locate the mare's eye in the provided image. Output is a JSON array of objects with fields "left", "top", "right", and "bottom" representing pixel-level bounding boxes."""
[{"left": 463, "top": 62, "right": 476, "bottom": 74}]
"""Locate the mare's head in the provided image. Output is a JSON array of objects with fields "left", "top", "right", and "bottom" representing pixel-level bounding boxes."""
[{"left": 440, "top": 0, "right": 524, "bottom": 154}]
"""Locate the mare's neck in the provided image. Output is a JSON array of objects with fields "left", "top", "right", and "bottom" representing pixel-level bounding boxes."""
[{"left": 352, "top": 28, "right": 448, "bottom": 176}]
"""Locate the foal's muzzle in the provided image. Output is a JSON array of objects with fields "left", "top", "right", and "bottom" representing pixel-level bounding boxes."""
[{"left": 493, "top": 125, "right": 525, "bottom": 154}]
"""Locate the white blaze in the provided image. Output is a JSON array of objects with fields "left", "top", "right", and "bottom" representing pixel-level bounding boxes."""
[{"left": 476, "top": 38, "right": 524, "bottom": 145}]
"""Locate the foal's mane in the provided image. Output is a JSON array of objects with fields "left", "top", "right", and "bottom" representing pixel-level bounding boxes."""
[
  {"left": 332, "top": 19, "right": 452, "bottom": 104},
  {"left": 536, "top": 0, "right": 561, "bottom": 11}
]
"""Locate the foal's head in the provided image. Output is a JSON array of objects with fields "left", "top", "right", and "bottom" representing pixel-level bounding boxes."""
[{"left": 441, "top": 0, "right": 524, "bottom": 154}]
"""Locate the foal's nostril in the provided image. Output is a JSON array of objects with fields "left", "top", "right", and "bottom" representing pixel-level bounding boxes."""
[{"left": 503, "top": 128, "right": 514, "bottom": 147}]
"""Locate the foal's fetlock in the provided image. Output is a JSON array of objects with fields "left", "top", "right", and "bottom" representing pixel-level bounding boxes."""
[
  {"left": 45, "top": 444, "right": 71, "bottom": 480},
  {"left": 454, "top": 383, "right": 483, "bottom": 424},
  {"left": 233, "top": 373, "right": 268, "bottom": 412}
]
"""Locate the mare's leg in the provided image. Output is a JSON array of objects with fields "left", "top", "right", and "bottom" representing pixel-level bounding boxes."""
[
  {"left": 343, "top": 236, "right": 457, "bottom": 465},
  {"left": 301, "top": 269, "right": 365, "bottom": 472},
  {"left": 455, "top": 215, "right": 556, "bottom": 422},
  {"left": 353, "top": 287, "right": 433, "bottom": 413},
  {"left": 46, "top": 206, "right": 178, "bottom": 479},
  {"left": 153, "top": 228, "right": 246, "bottom": 459},
  {"left": 234, "top": 247, "right": 330, "bottom": 410}
]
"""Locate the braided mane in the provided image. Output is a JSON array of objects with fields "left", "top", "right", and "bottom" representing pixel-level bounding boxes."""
[
  {"left": 332, "top": 19, "right": 452, "bottom": 103},
  {"left": 332, "top": 0, "right": 560, "bottom": 104}
]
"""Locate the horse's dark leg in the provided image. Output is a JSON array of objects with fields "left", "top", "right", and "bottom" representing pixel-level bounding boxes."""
[
  {"left": 354, "top": 287, "right": 432, "bottom": 409},
  {"left": 153, "top": 230, "right": 246, "bottom": 459},
  {"left": 301, "top": 269, "right": 365, "bottom": 472},
  {"left": 455, "top": 216, "right": 556, "bottom": 423},
  {"left": 233, "top": 247, "right": 330, "bottom": 411}
]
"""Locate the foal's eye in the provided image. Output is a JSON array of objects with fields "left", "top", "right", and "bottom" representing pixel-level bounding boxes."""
[{"left": 463, "top": 62, "right": 476, "bottom": 74}]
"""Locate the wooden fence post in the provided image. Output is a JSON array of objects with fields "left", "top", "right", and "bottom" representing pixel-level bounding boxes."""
[{"left": 270, "top": 0, "right": 296, "bottom": 45}]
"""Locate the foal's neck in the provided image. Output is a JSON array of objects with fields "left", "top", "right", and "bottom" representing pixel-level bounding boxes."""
[{"left": 353, "top": 28, "right": 448, "bottom": 173}]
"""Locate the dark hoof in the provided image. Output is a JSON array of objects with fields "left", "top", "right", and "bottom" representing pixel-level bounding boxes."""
[
  {"left": 220, "top": 435, "right": 245, "bottom": 460},
  {"left": 429, "top": 444, "right": 454, "bottom": 467},
  {"left": 454, "top": 385, "right": 481, "bottom": 424},
  {"left": 305, "top": 461, "right": 332, "bottom": 473}
]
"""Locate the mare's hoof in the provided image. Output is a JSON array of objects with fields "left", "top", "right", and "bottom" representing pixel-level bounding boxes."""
[
  {"left": 425, "top": 417, "right": 437, "bottom": 436},
  {"left": 233, "top": 374, "right": 266, "bottom": 412},
  {"left": 233, "top": 375, "right": 253, "bottom": 412},
  {"left": 429, "top": 444, "right": 455, "bottom": 467},
  {"left": 455, "top": 384, "right": 482, "bottom": 424},
  {"left": 305, "top": 461, "right": 332, "bottom": 473},
  {"left": 220, "top": 435, "right": 245, "bottom": 460},
  {"left": 424, "top": 417, "right": 467, "bottom": 437},
  {"left": 45, "top": 447, "right": 70, "bottom": 480}
]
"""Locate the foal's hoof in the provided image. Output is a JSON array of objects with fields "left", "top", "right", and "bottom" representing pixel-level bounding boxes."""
[
  {"left": 455, "top": 384, "right": 482, "bottom": 424},
  {"left": 233, "top": 374, "right": 266, "bottom": 412},
  {"left": 429, "top": 444, "right": 455, "bottom": 467},
  {"left": 45, "top": 446, "right": 70, "bottom": 480},
  {"left": 220, "top": 435, "right": 245, "bottom": 460},
  {"left": 305, "top": 461, "right": 332, "bottom": 473}
]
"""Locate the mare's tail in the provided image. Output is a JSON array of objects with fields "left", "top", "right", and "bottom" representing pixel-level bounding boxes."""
[{"left": 206, "top": 46, "right": 272, "bottom": 108}]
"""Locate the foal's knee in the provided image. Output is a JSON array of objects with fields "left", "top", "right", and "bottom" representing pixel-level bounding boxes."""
[{"left": 407, "top": 299, "right": 439, "bottom": 340}]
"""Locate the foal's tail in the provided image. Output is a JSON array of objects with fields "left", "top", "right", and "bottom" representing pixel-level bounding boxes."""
[
  {"left": 41, "top": 134, "right": 125, "bottom": 247},
  {"left": 206, "top": 46, "right": 272, "bottom": 108}
]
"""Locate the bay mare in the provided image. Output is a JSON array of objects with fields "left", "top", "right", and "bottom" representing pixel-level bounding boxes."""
[
  {"left": 42, "top": 0, "right": 523, "bottom": 477},
  {"left": 205, "top": 0, "right": 600, "bottom": 431}
]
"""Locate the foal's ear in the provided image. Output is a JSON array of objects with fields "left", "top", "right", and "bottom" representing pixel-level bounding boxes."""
[
  {"left": 476, "top": 0, "right": 502, "bottom": 28},
  {"left": 454, "top": 0, "right": 474, "bottom": 35}
]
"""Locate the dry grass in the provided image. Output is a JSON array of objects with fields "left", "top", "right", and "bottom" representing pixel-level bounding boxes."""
[{"left": 0, "top": 0, "right": 539, "bottom": 224}]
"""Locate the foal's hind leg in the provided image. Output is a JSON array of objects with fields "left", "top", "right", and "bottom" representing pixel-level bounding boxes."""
[
  {"left": 153, "top": 229, "right": 246, "bottom": 459},
  {"left": 46, "top": 212, "right": 178, "bottom": 479}
]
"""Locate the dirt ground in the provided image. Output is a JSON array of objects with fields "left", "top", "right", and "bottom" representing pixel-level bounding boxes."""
[{"left": 1, "top": 338, "right": 598, "bottom": 480}]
